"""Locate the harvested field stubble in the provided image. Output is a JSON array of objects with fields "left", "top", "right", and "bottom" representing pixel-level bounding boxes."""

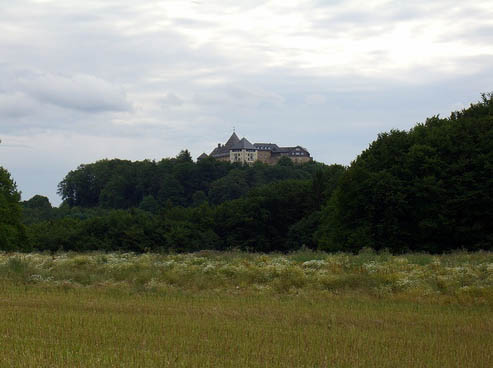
[{"left": 0, "top": 250, "right": 492, "bottom": 367}]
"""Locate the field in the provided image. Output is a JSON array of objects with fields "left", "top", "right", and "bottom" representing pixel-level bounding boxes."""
[{"left": 1, "top": 250, "right": 492, "bottom": 367}]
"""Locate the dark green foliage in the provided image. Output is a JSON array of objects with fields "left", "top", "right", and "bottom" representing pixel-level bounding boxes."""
[
  {"left": 139, "top": 195, "right": 160, "bottom": 213},
  {"left": 22, "top": 195, "right": 54, "bottom": 225},
  {"left": 317, "top": 93, "right": 493, "bottom": 253},
  {"left": 0, "top": 167, "right": 28, "bottom": 251},
  {"left": 160, "top": 204, "right": 219, "bottom": 252},
  {"left": 213, "top": 180, "right": 314, "bottom": 252},
  {"left": 57, "top": 153, "right": 321, "bottom": 209},
  {"left": 175, "top": 149, "right": 193, "bottom": 163},
  {"left": 208, "top": 169, "right": 249, "bottom": 204},
  {"left": 286, "top": 211, "right": 322, "bottom": 250},
  {"left": 28, "top": 217, "right": 82, "bottom": 252},
  {"left": 27, "top": 94, "right": 492, "bottom": 254},
  {"left": 26, "top": 163, "right": 345, "bottom": 253},
  {"left": 23, "top": 195, "right": 52, "bottom": 210},
  {"left": 28, "top": 210, "right": 164, "bottom": 253},
  {"left": 28, "top": 154, "right": 335, "bottom": 252}
]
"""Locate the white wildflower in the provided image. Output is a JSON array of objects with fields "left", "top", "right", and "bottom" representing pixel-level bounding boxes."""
[{"left": 302, "top": 260, "right": 327, "bottom": 269}]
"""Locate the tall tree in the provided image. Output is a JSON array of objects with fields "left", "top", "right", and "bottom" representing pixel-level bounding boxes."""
[
  {"left": 0, "top": 166, "right": 28, "bottom": 251},
  {"left": 317, "top": 93, "right": 493, "bottom": 253}
]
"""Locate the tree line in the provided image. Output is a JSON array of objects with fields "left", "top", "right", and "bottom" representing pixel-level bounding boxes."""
[
  {"left": 1, "top": 93, "right": 492, "bottom": 253},
  {"left": 315, "top": 93, "right": 493, "bottom": 253},
  {"left": 57, "top": 151, "right": 320, "bottom": 209}
]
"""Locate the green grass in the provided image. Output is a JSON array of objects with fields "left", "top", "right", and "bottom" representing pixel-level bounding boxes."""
[{"left": 0, "top": 250, "right": 492, "bottom": 367}]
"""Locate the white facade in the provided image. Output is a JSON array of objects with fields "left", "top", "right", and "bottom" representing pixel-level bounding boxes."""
[{"left": 230, "top": 149, "right": 258, "bottom": 164}]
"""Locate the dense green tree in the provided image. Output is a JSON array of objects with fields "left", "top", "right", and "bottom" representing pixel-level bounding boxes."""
[
  {"left": 27, "top": 156, "right": 346, "bottom": 253},
  {"left": 191, "top": 191, "right": 207, "bottom": 207},
  {"left": 176, "top": 149, "right": 193, "bottom": 163},
  {"left": 0, "top": 167, "right": 28, "bottom": 251},
  {"left": 286, "top": 211, "right": 322, "bottom": 249},
  {"left": 208, "top": 169, "right": 249, "bottom": 205},
  {"left": 28, "top": 210, "right": 164, "bottom": 252},
  {"left": 213, "top": 180, "right": 313, "bottom": 251},
  {"left": 317, "top": 93, "right": 493, "bottom": 253},
  {"left": 278, "top": 156, "right": 294, "bottom": 167},
  {"left": 21, "top": 195, "right": 54, "bottom": 225},
  {"left": 56, "top": 152, "right": 322, "bottom": 210},
  {"left": 157, "top": 175, "right": 186, "bottom": 206},
  {"left": 23, "top": 195, "right": 52, "bottom": 210},
  {"left": 159, "top": 204, "right": 219, "bottom": 252},
  {"left": 312, "top": 165, "right": 346, "bottom": 209},
  {"left": 139, "top": 195, "right": 160, "bottom": 214},
  {"left": 28, "top": 217, "right": 82, "bottom": 252}
]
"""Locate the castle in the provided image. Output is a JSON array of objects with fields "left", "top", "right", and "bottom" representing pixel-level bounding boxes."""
[{"left": 198, "top": 132, "right": 311, "bottom": 165}]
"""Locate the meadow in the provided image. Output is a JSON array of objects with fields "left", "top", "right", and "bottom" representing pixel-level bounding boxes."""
[{"left": 1, "top": 250, "right": 492, "bottom": 367}]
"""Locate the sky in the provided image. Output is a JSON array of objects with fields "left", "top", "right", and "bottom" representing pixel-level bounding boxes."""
[{"left": 1, "top": 0, "right": 492, "bottom": 206}]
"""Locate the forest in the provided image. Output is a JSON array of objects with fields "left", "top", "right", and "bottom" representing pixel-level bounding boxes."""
[{"left": 1, "top": 93, "right": 492, "bottom": 254}]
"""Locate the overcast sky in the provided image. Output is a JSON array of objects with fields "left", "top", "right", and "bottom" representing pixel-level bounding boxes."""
[{"left": 1, "top": 0, "right": 492, "bottom": 205}]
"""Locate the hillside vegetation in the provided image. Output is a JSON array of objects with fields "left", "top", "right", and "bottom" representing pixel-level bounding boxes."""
[
  {"left": 316, "top": 93, "right": 493, "bottom": 253},
  {"left": 2, "top": 93, "right": 492, "bottom": 253}
]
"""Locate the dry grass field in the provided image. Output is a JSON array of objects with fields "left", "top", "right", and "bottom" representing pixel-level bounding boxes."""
[{"left": 0, "top": 250, "right": 492, "bottom": 367}]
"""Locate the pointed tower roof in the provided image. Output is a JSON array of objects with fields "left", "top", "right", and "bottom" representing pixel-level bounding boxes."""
[
  {"left": 232, "top": 137, "right": 255, "bottom": 150},
  {"left": 197, "top": 153, "right": 208, "bottom": 160},
  {"left": 224, "top": 132, "right": 240, "bottom": 148}
]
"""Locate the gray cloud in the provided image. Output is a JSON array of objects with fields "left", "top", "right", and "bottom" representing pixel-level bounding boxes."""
[
  {"left": 0, "top": 0, "right": 492, "bottom": 205},
  {"left": 0, "top": 92, "right": 39, "bottom": 118},
  {"left": 440, "top": 25, "right": 493, "bottom": 45},
  {"left": 161, "top": 93, "right": 184, "bottom": 108},
  {"left": 194, "top": 86, "right": 285, "bottom": 110},
  {"left": 20, "top": 73, "right": 131, "bottom": 112}
]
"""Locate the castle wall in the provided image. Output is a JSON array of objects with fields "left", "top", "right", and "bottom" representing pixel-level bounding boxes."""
[
  {"left": 289, "top": 156, "right": 311, "bottom": 164},
  {"left": 256, "top": 150, "right": 272, "bottom": 164},
  {"left": 268, "top": 154, "right": 282, "bottom": 165},
  {"left": 215, "top": 156, "right": 230, "bottom": 162},
  {"left": 268, "top": 153, "right": 311, "bottom": 165}
]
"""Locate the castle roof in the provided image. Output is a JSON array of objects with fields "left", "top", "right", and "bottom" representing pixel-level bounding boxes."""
[
  {"left": 254, "top": 143, "right": 280, "bottom": 152},
  {"left": 209, "top": 147, "right": 229, "bottom": 157},
  {"left": 232, "top": 137, "right": 255, "bottom": 150},
  {"left": 224, "top": 132, "right": 240, "bottom": 148},
  {"left": 209, "top": 132, "right": 241, "bottom": 157},
  {"left": 279, "top": 145, "right": 309, "bottom": 153},
  {"left": 209, "top": 132, "right": 310, "bottom": 159},
  {"left": 277, "top": 146, "right": 310, "bottom": 156},
  {"left": 197, "top": 153, "right": 208, "bottom": 160}
]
